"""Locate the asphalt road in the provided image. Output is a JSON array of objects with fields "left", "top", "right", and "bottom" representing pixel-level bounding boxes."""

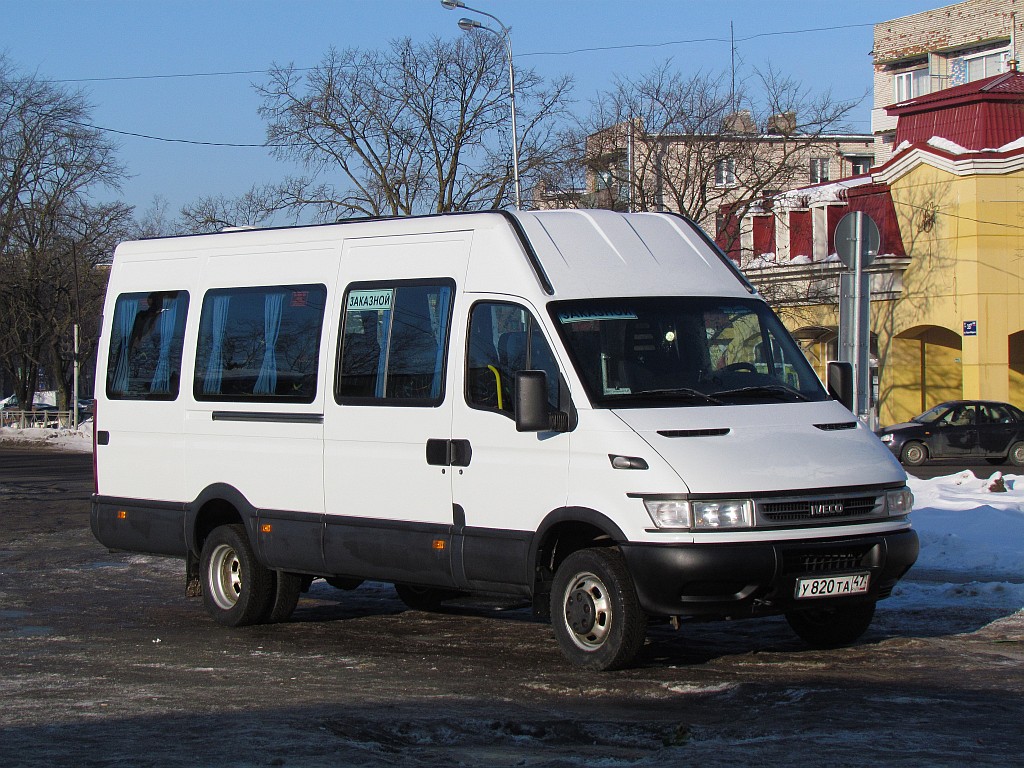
[{"left": 1, "top": 445, "right": 1022, "bottom": 767}]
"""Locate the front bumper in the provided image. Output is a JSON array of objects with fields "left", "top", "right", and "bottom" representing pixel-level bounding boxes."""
[{"left": 621, "top": 528, "right": 919, "bottom": 619}]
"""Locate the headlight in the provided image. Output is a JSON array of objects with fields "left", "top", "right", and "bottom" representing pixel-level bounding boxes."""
[
  {"left": 643, "top": 498, "right": 753, "bottom": 530},
  {"left": 886, "top": 487, "right": 914, "bottom": 517},
  {"left": 643, "top": 499, "right": 691, "bottom": 529},
  {"left": 879, "top": 433, "right": 894, "bottom": 443}
]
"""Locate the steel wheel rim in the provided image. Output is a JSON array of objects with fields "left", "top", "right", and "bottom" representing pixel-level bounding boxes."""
[
  {"left": 1013, "top": 444, "right": 1024, "bottom": 464},
  {"left": 562, "top": 571, "right": 612, "bottom": 651},
  {"left": 209, "top": 543, "right": 242, "bottom": 610},
  {"left": 905, "top": 444, "right": 924, "bottom": 464}
]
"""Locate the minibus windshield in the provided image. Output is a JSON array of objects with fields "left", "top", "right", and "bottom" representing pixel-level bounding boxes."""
[{"left": 551, "top": 297, "right": 828, "bottom": 408}]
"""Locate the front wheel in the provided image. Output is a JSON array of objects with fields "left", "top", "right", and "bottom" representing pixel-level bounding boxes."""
[
  {"left": 786, "top": 601, "right": 876, "bottom": 649},
  {"left": 900, "top": 441, "right": 928, "bottom": 467},
  {"left": 200, "top": 524, "right": 275, "bottom": 627},
  {"left": 550, "top": 547, "right": 646, "bottom": 671}
]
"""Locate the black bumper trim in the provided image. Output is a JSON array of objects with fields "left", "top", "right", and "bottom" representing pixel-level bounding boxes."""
[{"left": 621, "top": 528, "right": 919, "bottom": 619}]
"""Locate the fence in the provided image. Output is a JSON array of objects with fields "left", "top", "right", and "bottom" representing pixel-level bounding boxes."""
[{"left": 0, "top": 410, "right": 86, "bottom": 430}]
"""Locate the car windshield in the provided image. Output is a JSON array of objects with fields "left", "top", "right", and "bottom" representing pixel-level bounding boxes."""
[
  {"left": 913, "top": 405, "right": 953, "bottom": 424},
  {"left": 550, "top": 296, "right": 828, "bottom": 408}
]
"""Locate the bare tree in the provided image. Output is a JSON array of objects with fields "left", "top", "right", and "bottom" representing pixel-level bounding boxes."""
[
  {"left": 0, "top": 55, "right": 125, "bottom": 406},
  {"left": 254, "top": 35, "right": 573, "bottom": 219},
  {"left": 573, "top": 61, "right": 861, "bottom": 241}
]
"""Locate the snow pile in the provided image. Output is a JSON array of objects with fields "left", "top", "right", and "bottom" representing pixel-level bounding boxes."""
[
  {"left": 0, "top": 420, "right": 93, "bottom": 453},
  {"left": 908, "top": 471, "right": 1024, "bottom": 579},
  {"left": 893, "top": 471, "right": 1024, "bottom": 614}
]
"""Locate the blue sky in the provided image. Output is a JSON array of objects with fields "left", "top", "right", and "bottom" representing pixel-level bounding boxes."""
[{"left": 2, "top": 0, "right": 943, "bottom": 217}]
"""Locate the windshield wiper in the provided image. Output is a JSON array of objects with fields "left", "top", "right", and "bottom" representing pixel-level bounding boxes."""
[
  {"left": 626, "top": 387, "right": 723, "bottom": 405},
  {"left": 714, "top": 384, "right": 810, "bottom": 402}
]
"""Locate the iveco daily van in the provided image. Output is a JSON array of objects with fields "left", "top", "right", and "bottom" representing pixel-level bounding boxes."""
[{"left": 91, "top": 209, "right": 918, "bottom": 670}]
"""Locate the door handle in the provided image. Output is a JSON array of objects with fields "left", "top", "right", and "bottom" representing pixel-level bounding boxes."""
[{"left": 425, "top": 439, "right": 473, "bottom": 467}]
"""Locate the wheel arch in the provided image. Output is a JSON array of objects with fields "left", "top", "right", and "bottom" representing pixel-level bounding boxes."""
[
  {"left": 529, "top": 507, "right": 628, "bottom": 591},
  {"left": 186, "top": 483, "right": 259, "bottom": 556}
]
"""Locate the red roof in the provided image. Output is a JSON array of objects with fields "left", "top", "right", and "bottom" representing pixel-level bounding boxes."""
[{"left": 886, "top": 72, "right": 1024, "bottom": 150}]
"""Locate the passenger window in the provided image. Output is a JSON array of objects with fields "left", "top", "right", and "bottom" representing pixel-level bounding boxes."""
[
  {"left": 106, "top": 291, "right": 189, "bottom": 400},
  {"left": 194, "top": 284, "right": 327, "bottom": 403},
  {"left": 336, "top": 281, "right": 454, "bottom": 405},
  {"left": 466, "top": 302, "right": 560, "bottom": 415}
]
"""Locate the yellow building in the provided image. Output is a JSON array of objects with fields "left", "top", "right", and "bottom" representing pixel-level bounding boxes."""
[{"left": 744, "top": 71, "right": 1024, "bottom": 426}]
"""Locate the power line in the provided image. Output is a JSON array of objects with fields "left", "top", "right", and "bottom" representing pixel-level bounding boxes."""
[
  {"left": 71, "top": 120, "right": 280, "bottom": 148},
  {"left": 45, "top": 22, "right": 878, "bottom": 83}
]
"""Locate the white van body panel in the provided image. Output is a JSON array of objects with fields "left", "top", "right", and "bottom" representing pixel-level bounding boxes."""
[
  {"left": 323, "top": 232, "right": 473, "bottom": 526},
  {"left": 616, "top": 400, "right": 906, "bottom": 495}
]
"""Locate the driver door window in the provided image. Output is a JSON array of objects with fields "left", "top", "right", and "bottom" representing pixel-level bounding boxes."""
[{"left": 466, "top": 302, "right": 560, "bottom": 416}]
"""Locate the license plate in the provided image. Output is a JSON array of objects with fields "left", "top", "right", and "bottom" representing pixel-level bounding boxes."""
[{"left": 795, "top": 572, "right": 870, "bottom": 600}]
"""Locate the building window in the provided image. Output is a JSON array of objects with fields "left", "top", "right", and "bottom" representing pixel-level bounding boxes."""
[
  {"left": 848, "top": 156, "right": 872, "bottom": 175},
  {"left": 809, "top": 158, "right": 830, "bottom": 184},
  {"left": 715, "top": 158, "right": 737, "bottom": 187},
  {"left": 893, "top": 67, "right": 930, "bottom": 102},
  {"left": 951, "top": 48, "right": 1010, "bottom": 86}
]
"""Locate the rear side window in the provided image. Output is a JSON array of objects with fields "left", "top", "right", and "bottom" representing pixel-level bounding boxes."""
[
  {"left": 194, "top": 284, "right": 327, "bottom": 403},
  {"left": 336, "top": 280, "right": 454, "bottom": 405},
  {"left": 106, "top": 291, "right": 190, "bottom": 400}
]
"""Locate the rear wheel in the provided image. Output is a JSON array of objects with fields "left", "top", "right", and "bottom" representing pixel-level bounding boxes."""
[
  {"left": 786, "top": 601, "right": 876, "bottom": 649},
  {"left": 200, "top": 524, "right": 275, "bottom": 627},
  {"left": 550, "top": 547, "right": 646, "bottom": 671},
  {"left": 900, "top": 441, "right": 928, "bottom": 467},
  {"left": 1008, "top": 441, "right": 1024, "bottom": 466}
]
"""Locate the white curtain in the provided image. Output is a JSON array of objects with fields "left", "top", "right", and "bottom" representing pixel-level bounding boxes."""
[
  {"left": 202, "top": 295, "right": 232, "bottom": 395},
  {"left": 110, "top": 297, "right": 140, "bottom": 394},
  {"left": 149, "top": 294, "right": 179, "bottom": 394},
  {"left": 254, "top": 292, "right": 286, "bottom": 395}
]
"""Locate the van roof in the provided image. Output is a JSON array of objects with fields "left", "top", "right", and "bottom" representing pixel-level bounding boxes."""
[
  {"left": 509, "top": 209, "right": 753, "bottom": 299},
  {"left": 114, "top": 209, "right": 753, "bottom": 300}
]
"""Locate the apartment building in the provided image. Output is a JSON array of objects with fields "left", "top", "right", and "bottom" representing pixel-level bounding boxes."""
[{"left": 872, "top": 0, "right": 1023, "bottom": 163}]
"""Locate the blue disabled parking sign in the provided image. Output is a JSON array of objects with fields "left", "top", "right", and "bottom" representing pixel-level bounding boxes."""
[{"left": 963, "top": 320, "right": 977, "bottom": 336}]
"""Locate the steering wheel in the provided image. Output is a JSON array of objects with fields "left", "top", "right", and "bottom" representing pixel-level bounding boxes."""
[{"left": 722, "top": 362, "right": 757, "bottom": 374}]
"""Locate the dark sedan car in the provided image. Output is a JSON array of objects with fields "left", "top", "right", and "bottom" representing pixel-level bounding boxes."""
[{"left": 877, "top": 400, "right": 1024, "bottom": 466}]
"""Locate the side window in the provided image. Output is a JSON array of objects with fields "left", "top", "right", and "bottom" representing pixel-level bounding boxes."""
[
  {"left": 106, "top": 291, "right": 189, "bottom": 400},
  {"left": 466, "top": 302, "right": 560, "bottom": 415},
  {"left": 194, "top": 284, "right": 327, "bottom": 403},
  {"left": 336, "top": 280, "right": 454, "bottom": 405}
]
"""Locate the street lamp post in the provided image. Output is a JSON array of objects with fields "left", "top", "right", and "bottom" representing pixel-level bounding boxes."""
[{"left": 441, "top": 0, "right": 521, "bottom": 209}]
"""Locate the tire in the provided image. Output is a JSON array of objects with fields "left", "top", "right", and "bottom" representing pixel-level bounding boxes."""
[
  {"left": 900, "top": 441, "right": 928, "bottom": 467},
  {"left": 1008, "top": 441, "right": 1024, "bottom": 467},
  {"left": 786, "top": 601, "right": 876, "bottom": 649},
  {"left": 394, "top": 584, "right": 461, "bottom": 611},
  {"left": 267, "top": 571, "right": 302, "bottom": 623},
  {"left": 200, "top": 524, "right": 275, "bottom": 627},
  {"left": 550, "top": 547, "right": 646, "bottom": 671}
]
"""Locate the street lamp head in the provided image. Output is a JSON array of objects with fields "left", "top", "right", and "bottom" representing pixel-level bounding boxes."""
[
  {"left": 440, "top": 0, "right": 464, "bottom": 9},
  {"left": 458, "top": 17, "right": 482, "bottom": 31}
]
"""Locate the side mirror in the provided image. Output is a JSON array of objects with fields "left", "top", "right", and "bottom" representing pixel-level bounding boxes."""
[
  {"left": 827, "top": 361, "right": 854, "bottom": 413},
  {"left": 514, "top": 371, "right": 568, "bottom": 433}
]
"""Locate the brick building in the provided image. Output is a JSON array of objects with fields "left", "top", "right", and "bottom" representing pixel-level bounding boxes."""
[{"left": 872, "top": 0, "right": 1023, "bottom": 163}]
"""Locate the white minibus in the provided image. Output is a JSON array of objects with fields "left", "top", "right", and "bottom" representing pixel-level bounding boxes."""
[{"left": 92, "top": 209, "right": 917, "bottom": 670}]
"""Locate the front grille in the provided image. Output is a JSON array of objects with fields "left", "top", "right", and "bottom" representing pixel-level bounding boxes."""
[
  {"left": 758, "top": 494, "right": 881, "bottom": 525},
  {"left": 782, "top": 547, "right": 871, "bottom": 575}
]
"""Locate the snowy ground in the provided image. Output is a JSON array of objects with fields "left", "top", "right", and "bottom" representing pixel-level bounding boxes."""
[{"left": 2, "top": 424, "right": 1021, "bottom": 617}]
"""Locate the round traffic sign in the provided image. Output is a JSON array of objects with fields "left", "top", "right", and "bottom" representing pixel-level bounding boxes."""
[{"left": 835, "top": 211, "right": 880, "bottom": 269}]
